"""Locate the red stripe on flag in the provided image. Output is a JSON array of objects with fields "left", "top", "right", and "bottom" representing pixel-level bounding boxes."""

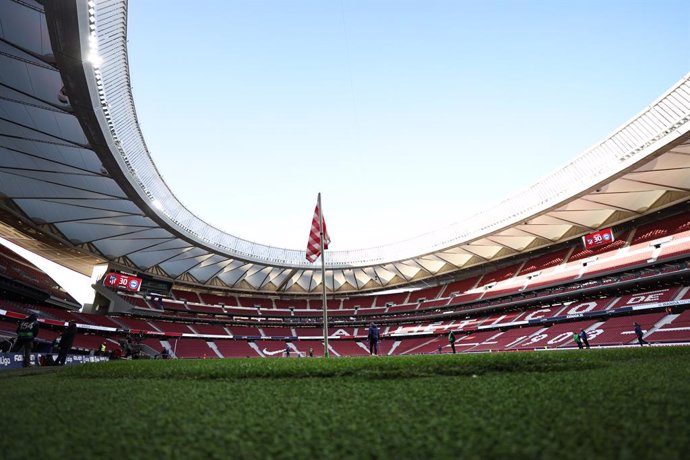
[{"left": 306, "top": 200, "right": 330, "bottom": 262}]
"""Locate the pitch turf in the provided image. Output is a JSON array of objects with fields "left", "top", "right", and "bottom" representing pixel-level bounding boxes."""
[{"left": 1, "top": 347, "right": 689, "bottom": 460}]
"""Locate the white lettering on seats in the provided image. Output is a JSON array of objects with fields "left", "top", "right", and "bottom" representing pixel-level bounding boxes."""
[
  {"left": 547, "top": 332, "right": 572, "bottom": 345},
  {"left": 625, "top": 291, "right": 666, "bottom": 305},
  {"left": 524, "top": 309, "right": 551, "bottom": 321},
  {"left": 566, "top": 302, "right": 598, "bottom": 315}
]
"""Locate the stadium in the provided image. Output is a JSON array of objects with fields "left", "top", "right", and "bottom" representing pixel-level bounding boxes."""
[{"left": 1, "top": 0, "right": 689, "bottom": 458}]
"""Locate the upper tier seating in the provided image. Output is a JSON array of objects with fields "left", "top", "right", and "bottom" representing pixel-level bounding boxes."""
[
  {"left": 190, "top": 324, "right": 231, "bottom": 336},
  {"left": 632, "top": 213, "right": 690, "bottom": 245},
  {"left": 172, "top": 289, "right": 202, "bottom": 304},
  {"left": 408, "top": 285, "right": 445, "bottom": 303},
  {"left": 274, "top": 298, "right": 308, "bottom": 309},
  {"left": 239, "top": 297, "right": 274, "bottom": 309},
  {"left": 519, "top": 249, "right": 571, "bottom": 276},
  {"left": 342, "top": 297, "right": 375, "bottom": 309},
  {"left": 0, "top": 246, "right": 77, "bottom": 304},
  {"left": 443, "top": 275, "right": 483, "bottom": 296},
  {"left": 199, "top": 292, "right": 239, "bottom": 306},
  {"left": 373, "top": 292, "right": 409, "bottom": 307},
  {"left": 479, "top": 263, "right": 523, "bottom": 286}
]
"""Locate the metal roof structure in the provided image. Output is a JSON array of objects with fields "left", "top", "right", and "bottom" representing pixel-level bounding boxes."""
[{"left": 1, "top": 0, "right": 689, "bottom": 295}]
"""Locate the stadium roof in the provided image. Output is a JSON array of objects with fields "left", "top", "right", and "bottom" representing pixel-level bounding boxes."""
[{"left": 0, "top": 0, "right": 689, "bottom": 295}]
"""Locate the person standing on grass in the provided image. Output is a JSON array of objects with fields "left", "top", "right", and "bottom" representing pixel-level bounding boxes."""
[
  {"left": 448, "top": 330, "right": 456, "bottom": 354},
  {"left": 368, "top": 322, "right": 380, "bottom": 356},
  {"left": 634, "top": 322, "right": 649, "bottom": 346},
  {"left": 13, "top": 313, "right": 39, "bottom": 367},
  {"left": 579, "top": 329, "right": 590, "bottom": 349},
  {"left": 573, "top": 332, "right": 583, "bottom": 349},
  {"left": 56, "top": 320, "right": 77, "bottom": 365}
]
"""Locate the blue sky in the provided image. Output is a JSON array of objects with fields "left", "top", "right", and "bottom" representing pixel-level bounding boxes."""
[{"left": 127, "top": 0, "right": 689, "bottom": 251}]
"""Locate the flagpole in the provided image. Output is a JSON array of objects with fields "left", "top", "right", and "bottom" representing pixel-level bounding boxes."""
[{"left": 318, "top": 192, "right": 329, "bottom": 358}]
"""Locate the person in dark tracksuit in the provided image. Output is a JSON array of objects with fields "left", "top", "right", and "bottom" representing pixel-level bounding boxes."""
[
  {"left": 56, "top": 321, "right": 77, "bottom": 365},
  {"left": 634, "top": 322, "right": 649, "bottom": 346},
  {"left": 14, "top": 313, "right": 39, "bottom": 367},
  {"left": 368, "top": 323, "right": 380, "bottom": 356},
  {"left": 448, "top": 331, "right": 456, "bottom": 354}
]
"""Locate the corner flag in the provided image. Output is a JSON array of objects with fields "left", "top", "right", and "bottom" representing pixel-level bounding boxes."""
[{"left": 306, "top": 195, "right": 330, "bottom": 262}]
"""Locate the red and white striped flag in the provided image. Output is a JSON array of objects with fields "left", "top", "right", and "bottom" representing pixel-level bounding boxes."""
[{"left": 306, "top": 196, "right": 330, "bottom": 263}]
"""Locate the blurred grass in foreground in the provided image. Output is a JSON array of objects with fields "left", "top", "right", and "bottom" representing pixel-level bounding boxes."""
[{"left": 0, "top": 347, "right": 688, "bottom": 460}]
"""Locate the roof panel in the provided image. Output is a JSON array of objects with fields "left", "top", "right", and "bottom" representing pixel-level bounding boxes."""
[
  {"left": 93, "top": 237, "right": 174, "bottom": 259},
  {"left": 0, "top": 1, "right": 46, "bottom": 54},
  {"left": 14, "top": 199, "right": 130, "bottom": 222},
  {"left": 127, "top": 246, "right": 192, "bottom": 269},
  {"left": 0, "top": 146, "right": 93, "bottom": 174},
  {"left": 42, "top": 198, "right": 143, "bottom": 214},
  {"left": 54, "top": 221, "right": 155, "bottom": 244},
  {"left": 160, "top": 254, "right": 213, "bottom": 278},
  {"left": 0, "top": 171, "right": 110, "bottom": 199},
  {"left": 0, "top": 137, "right": 103, "bottom": 173},
  {"left": 188, "top": 256, "right": 231, "bottom": 283}
]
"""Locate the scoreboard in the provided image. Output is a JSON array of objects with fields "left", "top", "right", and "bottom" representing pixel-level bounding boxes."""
[{"left": 102, "top": 271, "right": 171, "bottom": 295}]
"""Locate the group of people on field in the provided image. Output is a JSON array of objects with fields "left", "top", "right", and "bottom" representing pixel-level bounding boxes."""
[
  {"left": 369, "top": 321, "right": 653, "bottom": 356},
  {"left": 572, "top": 329, "right": 591, "bottom": 349},
  {"left": 368, "top": 325, "right": 458, "bottom": 355},
  {"left": 9, "top": 314, "right": 115, "bottom": 367},
  {"left": 10, "top": 314, "right": 76, "bottom": 367},
  {"left": 7, "top": 312, "right": 654, "bottom": 365},
  {"left": 574, "top": 323, "right": 650, "bottom": 349}
]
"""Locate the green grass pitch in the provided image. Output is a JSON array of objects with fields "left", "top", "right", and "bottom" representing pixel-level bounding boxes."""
[{"left": 1, "top": 347, "right": 689, "bottom": 459}]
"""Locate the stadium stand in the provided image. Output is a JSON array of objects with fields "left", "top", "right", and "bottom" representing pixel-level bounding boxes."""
[
  {"left": 631, "top": 213, "right": 690, "bottom": 245},
  {"left": 585, "top": 312, "right": 666, "bottom": 346},
  {"left": 172, "top": 290, "right": 202, "bottom": 304},
  {"left": 275, "top": 298, "right": 308, "bottom": 309},
  {"left": 214, "top": 340, "right": 259, "bottom": 358},
  {"left": 513, "top": 320, "right": 598, "bottom": 350},
  {"left": 519, "top": 249, "right": 572, "bottom": 276},
  {"left": 190, "top": 324, "right": 232, "bottom": 336},
  {"left": 646, "top": 310, "right": 690, "bottom": 343},
  {"left": 468, "top": 326, "right": 545, "bottom": 352},
  {"left": 328, "top": 340, "right": 369, "bottom": 357},
  {"left": 1, "top": 205, "right": 689, "bottom": 360},
  {"left": 171, "top": 339, "right": 216, "bottom": 359},
  {"left": 0, "top": 246, "right": 78, "bottom": 305},
  {"left": 374, "top": 291, "right": 409, "bottom": 307},
  {"left": 408, "top": 285, "right": 445, "bottom": 303}
]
